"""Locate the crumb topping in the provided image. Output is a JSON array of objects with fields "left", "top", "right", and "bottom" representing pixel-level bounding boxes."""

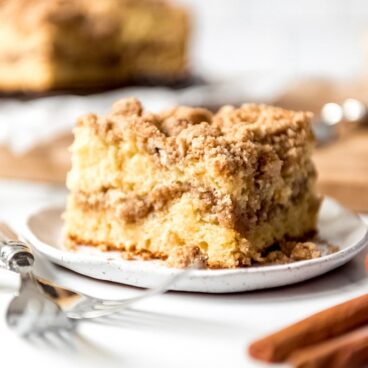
[{"left": 76, "top": 97, "right": 314, "bottom": 177}]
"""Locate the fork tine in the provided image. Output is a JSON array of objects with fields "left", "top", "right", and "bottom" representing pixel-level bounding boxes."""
[
  {"left": 90, "top": 269, "right": 190, "bottom": 312},
  {"left": 71, "top": 269, "right": 190, "bottom": 319},
  {"left": 26, "top": 328, "right": 75, "bottom": 352},
  {"left": 104, "top": 268, "right": 191, "bottom": 307},
  {"left": 14, "top": 299, "right": 42, "bottom": 337},
  {"left": 46, "top": 329, "right": 76, "bottom": 352},
  {"left": 66, "top": 268, "right": 191, "bottom": 319},
  {"left": 31, "top": 331, "right": 62, "bottom": 350},
  {"left": 55, "top": 328, "right": 78, "bottom": 352}
]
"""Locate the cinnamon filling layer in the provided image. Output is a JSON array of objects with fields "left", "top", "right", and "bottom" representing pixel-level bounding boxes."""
[
  {"left": 72, "top": 176, "right": 315, "bottom": 233},
  {"left": 73, "top": 183, "right": 237, "bottom": 227}
]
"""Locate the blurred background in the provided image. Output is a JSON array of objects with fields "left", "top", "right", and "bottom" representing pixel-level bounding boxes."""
[
  {"left": 0, "top": 0, "right": 368, "bottom": 211},
  {"left": 182, "top": 0, "right": 368, "bottom": 79}
]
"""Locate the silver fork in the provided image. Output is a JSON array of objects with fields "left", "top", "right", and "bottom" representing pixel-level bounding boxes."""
[
  {"left": 6, "top": 272, "right": 76, "bottom": 340},
  {"left": 0, "top": 229, "right": 76, "bottom": 345},
  {"left": 1, "top": 224, "right": 190, "bottom": 336}
]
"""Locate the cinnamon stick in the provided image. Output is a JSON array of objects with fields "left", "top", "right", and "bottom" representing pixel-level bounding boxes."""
[
  {"left": 248, "top": 294, "right": 368, "bottom": 362},
  {"left": 288, "top": 325, "right": 368, "bottom": 368}
]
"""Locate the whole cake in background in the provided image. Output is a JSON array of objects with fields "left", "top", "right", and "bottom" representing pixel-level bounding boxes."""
[
  {"left": 64, "top": 97, "right": 321, "bottom": 269},
  {"left": 0, "top": 0, "right": 189, "bottom": 92}
]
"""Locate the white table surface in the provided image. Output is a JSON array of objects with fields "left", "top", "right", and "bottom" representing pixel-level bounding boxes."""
[{"left": 0, "top": 179, "right": 367, "bottom": 368}]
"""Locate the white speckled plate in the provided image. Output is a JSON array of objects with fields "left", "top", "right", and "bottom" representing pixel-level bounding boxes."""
[{"left": 23, "top": 197, "right": 368, "bottom": 293}]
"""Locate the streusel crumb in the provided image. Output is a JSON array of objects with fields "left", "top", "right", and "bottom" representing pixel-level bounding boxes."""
[{"left": 166, "top": 246, "right": 208, "bottom": 269}]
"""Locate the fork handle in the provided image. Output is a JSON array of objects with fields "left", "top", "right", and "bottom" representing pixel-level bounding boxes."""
[{"left": 0, "top": 223, "right": 34, "bottom": 274}]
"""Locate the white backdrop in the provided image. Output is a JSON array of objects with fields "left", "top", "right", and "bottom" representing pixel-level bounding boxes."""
[{"left": 179, "top": 0, "right": 368, "bottom": 78}]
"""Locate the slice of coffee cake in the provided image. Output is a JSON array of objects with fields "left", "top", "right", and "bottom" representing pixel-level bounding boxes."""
[
  {"left": 0, "top": 0, "right": 189, "bottom": 92},
  {"left": 64, "top": 98, "right": 320, "bottom": 268}
]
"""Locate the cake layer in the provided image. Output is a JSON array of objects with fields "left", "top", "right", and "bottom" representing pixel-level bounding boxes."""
[{"left": 64, "top": 98, "right": 320, "bottom": 268}]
